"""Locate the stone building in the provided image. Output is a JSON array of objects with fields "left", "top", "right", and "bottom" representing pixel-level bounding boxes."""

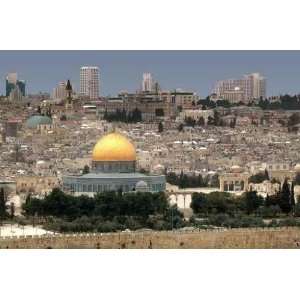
[
  {"left": 248, "top": 180, "right": 281, "bottom": 197},
  {"left": 16, "top": 176, "right": 59, "bottom": 194},
  {"left": 219, "top": 165, "right": 249, "bottom": 192}
]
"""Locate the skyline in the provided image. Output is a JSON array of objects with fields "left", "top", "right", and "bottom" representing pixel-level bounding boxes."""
[{"left": 1, "top": 51, "right": 300, "bottom": 97}]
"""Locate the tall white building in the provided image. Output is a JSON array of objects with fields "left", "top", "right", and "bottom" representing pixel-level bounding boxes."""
[
  {"left": 142, "top": 73, "right": 154, "bottom": 92},
  {"left": 52, "top": 81, "right": 67, "bottom": 100},
  {"left": 7, "top": 73, "right": 18, "bottom": 84},
  {"left": 244, "top": 73, "right": 266, "bottom": 100},
  {"left": 9, "top": 85, "right": 23, "bottom": 101},
  {"left": 212, "top": 72, "right": 266, "bottom": 103},
  {"left": 80, "top": 66, "right": 100, "bottom": 99}
]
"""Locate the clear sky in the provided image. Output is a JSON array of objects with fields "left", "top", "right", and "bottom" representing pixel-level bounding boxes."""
[{"left": 1, "top": 50, "right": 300, "bottom": 97}]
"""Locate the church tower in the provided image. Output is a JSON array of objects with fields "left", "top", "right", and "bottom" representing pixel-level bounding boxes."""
[{"left": 65, "top": 79, "right": 73, "bottom": 109}]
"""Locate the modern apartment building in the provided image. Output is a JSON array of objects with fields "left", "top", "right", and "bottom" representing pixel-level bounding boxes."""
[
  {"left": 80, "top": 66, "right": 100, "bottom": 99},
  {"left": 52, "top": 81, "right": 67, "bottom": 100},
  {"left": 212, "top": 72, "right": 266, "bottom": 103},
  {"left": 6, "top": 73, "right": 26, "bottom": 97},
  {"left": 142, "top": 73, "right": 154, "bottom": 92}
]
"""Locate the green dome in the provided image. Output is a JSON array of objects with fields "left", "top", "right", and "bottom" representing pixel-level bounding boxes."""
[{"left": 26, "top": 115, "right": 52, "bottom": 129}]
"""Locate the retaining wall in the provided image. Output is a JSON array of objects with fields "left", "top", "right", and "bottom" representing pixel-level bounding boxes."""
[{"left": 1, "top": 227, "right": 300, "bottom": 249}]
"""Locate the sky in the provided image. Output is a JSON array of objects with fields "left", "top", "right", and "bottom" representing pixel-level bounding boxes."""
[{"left": 1, "top": 50, "right": 300, "bottom": 97}]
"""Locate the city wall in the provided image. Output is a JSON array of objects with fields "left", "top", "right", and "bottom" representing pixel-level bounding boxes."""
[{"left": 1, "top": 227, "right": 300, "bottom": 249}]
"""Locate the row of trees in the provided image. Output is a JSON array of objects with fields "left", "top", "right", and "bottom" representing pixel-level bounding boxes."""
[
  {"left": 191, "top": 179, "right": 296, "bottom": 218},
  {"left": 248, "top": 170, "right": 270, "bottom": 183},
  {"left": 178, "top": 112, "right": 236, "bottom": 131},
  {"left": 103, "top": 108, "right": 142, "bottom": 123},
  {"left": 258, "top": 95, "right": 300, "bottom": 110},
  {"left": 198, "top": 95, "right": 300, "bottom": 111},
  {"left": 22, "top": 189, "right": 185, "bottom": 232},
  {"left": 198, "top": 98, "right": 234, "bottom": 109},
  {"left": 166, "top": 172, "right": 219, "bottom": 189}
]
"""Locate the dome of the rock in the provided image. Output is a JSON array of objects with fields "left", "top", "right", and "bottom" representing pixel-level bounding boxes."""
[{"left": 92, "top": 133, "right": 136, "bottom": 162}]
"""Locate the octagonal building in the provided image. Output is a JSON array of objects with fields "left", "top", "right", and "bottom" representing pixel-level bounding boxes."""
[{"left": 62, "top": 132, "right": 166, "bottom": 195}]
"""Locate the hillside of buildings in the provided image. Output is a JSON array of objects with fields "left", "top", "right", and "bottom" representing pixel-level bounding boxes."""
[{"left": 2, "top": 72, "right": 300, "bottom": 247}]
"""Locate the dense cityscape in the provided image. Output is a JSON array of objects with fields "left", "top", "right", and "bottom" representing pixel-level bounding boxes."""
[
  {"left": 3, "top": 2, "right": 299, "bottom": 300},
  {"left": 1, "top": 63, "right": 300, "bottom": 246}
]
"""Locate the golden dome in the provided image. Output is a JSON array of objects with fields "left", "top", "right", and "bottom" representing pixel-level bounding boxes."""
[{"left": 92, "top": 133, "right": 136, "bottom": 161}]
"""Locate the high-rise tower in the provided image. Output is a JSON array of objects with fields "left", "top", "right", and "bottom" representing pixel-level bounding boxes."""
[
  {"left": 80, "top": 66, "right": 100, "bottom": 99},
  {"left": 142, "top": 73, "right": 154, "bottom": 92}
]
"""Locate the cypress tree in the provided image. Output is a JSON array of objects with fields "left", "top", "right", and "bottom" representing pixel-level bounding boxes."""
[
  {"left": 10, "top": 202, "right": 15, "bottom": 219},
  {"left": 291, "top": 181, "right": 296, "bottom": 210},
  {"left": 179, "top": 171, "right": 184, "bottom": 188},
  {"left": 0, "top": 188, "right": 7, "bottom": 221},
  {"left": 158, "top": 122, "right": 163, "bottom": 133},
  {"left": 82, "top": 165, "right": 90, "bottom": 174},
  {"left": 279, "top": 178, "right": 292, "bottom": 214},
  {"left": 264, "top": 169, "right": 270, "bottom": 181}
]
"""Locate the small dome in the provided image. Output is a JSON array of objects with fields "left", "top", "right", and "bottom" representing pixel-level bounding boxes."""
[
  {"left": 153, "top": 164, "right": 165, "bottom": 175},
  {"left": 231, "top": 165, "right": 240, "bottom": 169},
  {"left": 26, "top": 115, "right": 52, "bottom": 129},
  {"left": 231, "top": 165, "right": 242, "bottom": 173},
  {"left": 135, "top": 180, "right": 148, "bottom": 192},
  {"left": 92, "top": 133, "right": 136, "bottom": 161}
]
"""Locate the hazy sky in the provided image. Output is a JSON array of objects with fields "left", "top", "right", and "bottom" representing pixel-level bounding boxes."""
[{"left": 1, "top": 50, "right": 300, "bottom": 97}]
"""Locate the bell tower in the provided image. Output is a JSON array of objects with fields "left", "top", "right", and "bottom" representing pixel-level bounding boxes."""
[{"left": 65, "top": 79, "right": 73, "bottom": 109}]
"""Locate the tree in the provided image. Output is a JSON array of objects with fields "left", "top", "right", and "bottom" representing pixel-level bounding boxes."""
[
  {"left": 184, "top": 117, "right": 196, "bottom": 127},
  {"left": 82, "top": 165, "right": 90, "bottom": 174},
  {"left": 249, "top": 172, "right": 269, "bottom": 184},
  {"left": 158, "top": 122, "right": 164, "bottom": 133},
  {"left": 10, "top": 202, "right": 15, "bottom": 219},
  {"left": 294, "top": 201, "right": 300, "bottom": 217},
  {"left": 60, "top": 114, "right": 67, "bottom": 121},
  {"left": 207, "top": 115, "right": 215, "bottom": 125},
  {"left": 0, "top": 188, "right": 8, "bottom": 222},
  {"left": 213, "top": 110, "right": 221, "bottom": 126},
  {"left": 291, "top": 182, "right": 296, "bottom": 210},
  {"left": 265, "top": 193, "right": 280, "bottom": 207},
  {"left": 264, "top": 169, "right": 270, "bottom": 181},
  {"left": 257, "top": 205, "right": 281, "bottom": 218},
  {"left": 229, "top": 118, "right": 236, "bottom": 128},
  {"left": 243, "top": 191, "right": 263, "bottom": 214},
  {"left": 294, "top": 172, "right": 300, "bottom": 185},
  {"left": 197, "top": 116, "right": 205, "bottom": 126},
  {"left": 46, "top": 108, "right": 52, "bottom": 118},
  {"left": 210, "top": 174, "right": 220, "bottom": 188},
  {"left": 178, "top": 123, "right": 184, "bottom": 132},
  {"left": 178, "top": 171, "right": 188, "bottom": 188},
  {"left": 279, "top": 178, "right": 292, "bottom": 214},
  {"left": 155, "top": 108, "right": 164, "bottom": 117},
  {"left": 288, "top": 113, "right": 300, "bottom": 127},
  {"left": 103, "top": 108, "right": 142, "bottom": 123},
  {"left": 265, "top": 194, "right": 271, "bottom": 207}
]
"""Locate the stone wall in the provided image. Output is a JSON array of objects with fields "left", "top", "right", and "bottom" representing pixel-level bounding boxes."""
[{"left": 1, "top": 228, "right": 300, "bottom": 249}]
